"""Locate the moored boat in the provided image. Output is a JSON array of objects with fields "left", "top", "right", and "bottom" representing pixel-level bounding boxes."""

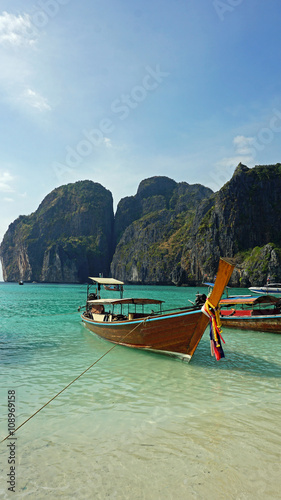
[
  {"left": 249, "top": 283, "right": 281, "bottom": 295},
  {"left": 220, "top": 294, "right": 281, "bottom": 333},
  {"left": 80, "top": 258, "right": 234, "bottom": 361}
]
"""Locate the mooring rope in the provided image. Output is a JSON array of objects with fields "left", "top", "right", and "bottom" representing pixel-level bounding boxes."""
[{"left": 0, "top": 318, "right": 146, "bottom": 444}]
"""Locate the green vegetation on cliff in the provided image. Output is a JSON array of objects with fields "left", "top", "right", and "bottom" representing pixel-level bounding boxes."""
[
  {"left": 0, "top": 181, "right": 114, "bottom": 283},
  {"left": 189, "top": 163, "right": 281, "bottom": 285},
  {"left": 111, "top": 165, "right": 281, "bottom": 285},
  {"left": 111, "top": 176, "right": 213, "bottom": 284}
]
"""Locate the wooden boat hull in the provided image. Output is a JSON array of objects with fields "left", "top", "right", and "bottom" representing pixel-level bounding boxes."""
[
  {"left": 220, "top": 311, "right": 281, "bottom": 333},
  {"left": 82, "top": 309, "right": 206, "bottom": 361}
]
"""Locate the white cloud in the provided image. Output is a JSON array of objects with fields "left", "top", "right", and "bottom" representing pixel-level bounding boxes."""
[
  {"left": 208, "top": 135, "right": 256, "bottom": 191},
  {"left": 233, "top": 135, "right": 255, "bottom": 156},
  {"left": 0, "top": 12, "right": 50, "bottom": 113},
  {"left": 23, "top": 88, "right": 51, "bottom": 111},
  {"left": 223, "top": 135, "right": 255, "bottom": 168},
  {"left": 215, "top": 155, "right": 254, "bottom": 170},
  {"left": 0, "top": 11, "right": 37, "bottom": 47},
  {"left": 0, "top": 171, "right": 14, "bottom": 192},
  {"left": 215, "top": 135, "right": 256, "bottom": 170},
  {"left": 103, "top": 137, "right": 112, "bottom": 148}
]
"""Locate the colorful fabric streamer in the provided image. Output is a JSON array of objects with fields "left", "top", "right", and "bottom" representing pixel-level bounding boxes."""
[{"left": 202, "top": 299, "right": 225, "bottom": 360}]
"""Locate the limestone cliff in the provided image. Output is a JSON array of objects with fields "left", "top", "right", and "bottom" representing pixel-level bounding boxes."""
[
  {"left": 111, "top": 165, "right": 281, "bottom": 285},
  {"left": 187, "top": 163, "right": 281, "bottom": 285},
  {"left": 0, "top": 181, "right": 114, "bottom": 282},
  {"left": 2, "top": 166, "right": 281, "bottom": 285},
  {"left": 111, "top": 176, "right": 213, "bottom": 284}
]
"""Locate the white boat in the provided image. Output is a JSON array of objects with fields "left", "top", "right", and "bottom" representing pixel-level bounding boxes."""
[{"left": 249, "top": 283, "right": 281, "bottom": 295}]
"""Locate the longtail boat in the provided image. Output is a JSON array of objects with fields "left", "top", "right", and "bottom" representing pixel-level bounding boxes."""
[
  {"left": 249, "top": 283, "right": 281, "bottom": 295},
  {"left": 220, "top": 294, "right": 281, "bottom": 333},
  {"left": 80, "top": 258, "right": 234, "bottom": 361}
]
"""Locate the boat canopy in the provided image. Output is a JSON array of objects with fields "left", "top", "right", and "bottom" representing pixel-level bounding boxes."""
[
  {"left": 86, "top": 297, "right": 164, "bottom": 306},
  {"left": 220, "top": 295, "right": 279, "bottom": 307},
  {"left": 88, "top": 277, "right": 124, "bottom": 285},
  {"left": 202, "top": 282, "right": 230, "bottom": 288}
]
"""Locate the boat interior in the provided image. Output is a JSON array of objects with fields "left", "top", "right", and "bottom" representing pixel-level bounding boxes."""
[{"left": 83, "top": 296, "right": 165, "bottom": 323}]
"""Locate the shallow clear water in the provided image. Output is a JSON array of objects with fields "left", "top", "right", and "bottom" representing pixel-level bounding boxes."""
[{"left": 0, "top": 283, "right": 281, "bottom": 499}]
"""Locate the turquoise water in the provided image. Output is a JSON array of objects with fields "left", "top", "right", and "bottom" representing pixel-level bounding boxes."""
[{"left": 0, "top": 282, "right": 281, "bottom": 499}]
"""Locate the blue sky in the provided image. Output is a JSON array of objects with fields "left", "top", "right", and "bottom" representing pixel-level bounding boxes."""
[{"left": 1, "top": 0, "right": 281, "bottom": 278}]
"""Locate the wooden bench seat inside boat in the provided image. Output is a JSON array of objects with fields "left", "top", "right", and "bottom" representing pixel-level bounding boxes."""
[{"left": 128, "top": 312, "right": 151, "bottom": 320}]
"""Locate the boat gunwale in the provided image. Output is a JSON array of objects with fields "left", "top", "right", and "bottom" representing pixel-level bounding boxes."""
[
  {"left": 81, "top": 306, "right": 202, "bottom": 327},
  {"left": 220, "top": 312, "right": 281, "bottom": 320}
]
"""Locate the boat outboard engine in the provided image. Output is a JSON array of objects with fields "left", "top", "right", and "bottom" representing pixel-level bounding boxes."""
[{"left": 195, "top": 293, "right": 207, "bottom": 306}]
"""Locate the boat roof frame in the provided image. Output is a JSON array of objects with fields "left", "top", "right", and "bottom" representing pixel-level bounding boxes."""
[{"left": 88, "top": 277, "right": 124, "bottom": 286}]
